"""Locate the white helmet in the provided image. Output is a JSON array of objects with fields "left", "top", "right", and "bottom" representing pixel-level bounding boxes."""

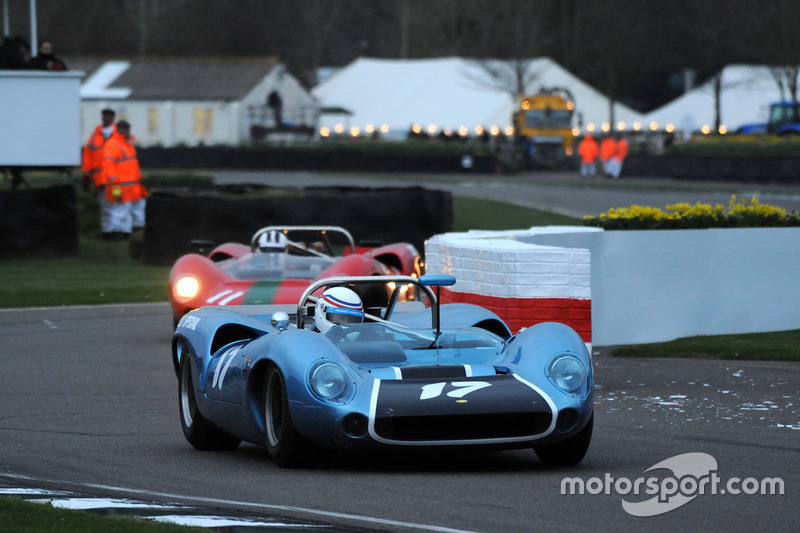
[
  {"left": 314, "top": 286, "right": 364, "bottom": 333},
  {"left": 258, "top": 230, "right": 288, "bottom": 252}
]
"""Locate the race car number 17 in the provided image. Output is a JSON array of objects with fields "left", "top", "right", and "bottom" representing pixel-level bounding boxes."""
[{"left": 420, "top": 381, "right": 491, "bottom": 400}]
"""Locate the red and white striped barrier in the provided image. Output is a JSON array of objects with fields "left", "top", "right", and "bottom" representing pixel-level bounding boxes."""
[{"left": 425, "top": 229, "right": 592, "bottom": 347}]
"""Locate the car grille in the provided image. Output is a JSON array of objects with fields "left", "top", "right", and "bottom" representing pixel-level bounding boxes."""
[{"left": 373, "top": 411, "right": 552, "bottom": 442}]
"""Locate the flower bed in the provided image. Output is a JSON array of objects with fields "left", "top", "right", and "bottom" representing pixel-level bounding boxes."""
[{"left": 582, "top": 196, "right": 800, "bottom": 230}]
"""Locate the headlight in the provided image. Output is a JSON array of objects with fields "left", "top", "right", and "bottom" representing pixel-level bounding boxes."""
[
  {"left": 175, "top": 276, "right": 200, "bottom": 299},
  {"left": 548, "top": 355, "right": 587, "bottom": 393},
  {"left": 309, "top": 362, "right": 349, "bottom": 402}
]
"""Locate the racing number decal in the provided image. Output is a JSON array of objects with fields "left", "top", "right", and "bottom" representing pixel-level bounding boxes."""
[
  {"left": 212, "top": 345, "right": 241, "bottom": 390},
  {"left": 419, "top": 381, "right": 491, "bottom": 400},
  {"left": 206, "top": 290, "right": 245, "bottom": 306}
]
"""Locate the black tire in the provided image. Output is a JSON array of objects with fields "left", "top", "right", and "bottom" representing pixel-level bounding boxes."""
[
  {"left": 264, "top": 364, "right": 308, "bottom": 468},
  {"left": 534, "top": 412, "right": 593, "bottom": 466},
  {"left": 179, "top": 355, "right": 241, "bottom": 451}
]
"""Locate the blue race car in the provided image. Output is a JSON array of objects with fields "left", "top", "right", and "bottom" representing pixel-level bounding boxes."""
[{"left": 173, "top": 275, "right": 593, "bottom": 468}]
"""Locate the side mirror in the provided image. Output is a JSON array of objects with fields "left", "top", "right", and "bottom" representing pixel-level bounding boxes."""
[
  {"left": 417, "top": 275, "right": 455, "bottom": 338},
  {"left": 270, "top": 311, "right": 290, "bottom": 332}
]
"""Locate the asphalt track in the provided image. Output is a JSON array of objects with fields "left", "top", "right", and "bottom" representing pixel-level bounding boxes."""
[
  {"left": 212, "top": 169, "right": 800, "bottom": 218},
  {"left": 1, "top": 171, "right": 799, "bottom": 532}
]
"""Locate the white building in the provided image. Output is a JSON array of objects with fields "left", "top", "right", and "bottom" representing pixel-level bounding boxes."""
[{"left": 70, "top": 56, "right": 319, "bottom": 147}]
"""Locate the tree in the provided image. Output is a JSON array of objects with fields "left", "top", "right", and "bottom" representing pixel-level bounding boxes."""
[
  {"left": 769, "top": 67, "right": 800, "bottom": 102},
  {"left": 557, "top": 0, "right": 648, "bottom": 127},
  {"left": 466, "top": 59, "right": 545, "bottom": 106},
  {"left": 682, "top": 0, "right": 761, "bottom": 131},
  {"left": 460, "top": 1, "right": 557, "bottom": 103},
  {"left": 14, "top": 0, "right": 800, "bottom": 112},
  {"left": 759, "top": 0, "right": 800, "bottom": 102}
]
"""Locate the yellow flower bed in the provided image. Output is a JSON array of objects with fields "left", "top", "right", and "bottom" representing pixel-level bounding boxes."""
[{"left": 583, "top": 196, "right": 800, "bottom": 230}]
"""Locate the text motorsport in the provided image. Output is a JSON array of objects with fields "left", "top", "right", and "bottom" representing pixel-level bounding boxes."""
[{"left": 560, "top": 452, "right": 784, "bottom": 517}]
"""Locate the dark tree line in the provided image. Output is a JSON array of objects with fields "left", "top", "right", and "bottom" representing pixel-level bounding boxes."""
[{"left": 6, "top": 0, "right": 800, "bottom": 111}]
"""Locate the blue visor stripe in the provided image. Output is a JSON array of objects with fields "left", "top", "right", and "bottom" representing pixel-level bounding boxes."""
[{"left": 327, "top": 307, "right": 364, "bottom": 317}]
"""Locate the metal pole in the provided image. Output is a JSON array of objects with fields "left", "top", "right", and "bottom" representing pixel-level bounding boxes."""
[
  {"left": 29, "top": 0, "right": 37, "bottom": 57},
  {"left": 3, "top": 0, "right": 9, "bottom": 37}
]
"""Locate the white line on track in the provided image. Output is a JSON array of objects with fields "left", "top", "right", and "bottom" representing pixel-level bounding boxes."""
[{"left": 1, "top": 473, "right": 478, "bottom": 533}]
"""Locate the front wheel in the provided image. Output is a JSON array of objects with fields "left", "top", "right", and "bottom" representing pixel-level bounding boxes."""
[
  {"left": 264, "top": 364, "right": 309, "bottom": 468},
  {"left": 179, "top": 355, "right": 241, "bottom": 451},
  {"left": 534, "top": 413, "right": 593, "bottom": 466}
]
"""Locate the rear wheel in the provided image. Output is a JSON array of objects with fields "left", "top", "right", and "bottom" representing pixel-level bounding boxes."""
[
  {"left": 179, "top": 355, "right": 241, "bottom": 451},
  {"left": 534, "top": 412, "right": 593, "bottom": 466},
  {"left": 264, "top": 364, "right": 308, "bottom": 468}
]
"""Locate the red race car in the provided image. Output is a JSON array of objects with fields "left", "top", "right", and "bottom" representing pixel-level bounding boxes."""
[{"left": 169, "top": 226, "right": 421, "bottom": 325}]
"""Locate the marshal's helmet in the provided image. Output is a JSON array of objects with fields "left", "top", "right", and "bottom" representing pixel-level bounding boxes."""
[{"left": 314, "top": 286, "right": 364, "bottom": 333}]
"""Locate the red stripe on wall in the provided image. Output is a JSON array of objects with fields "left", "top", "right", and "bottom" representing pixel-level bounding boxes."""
[{"left": 439, "top": 288, "right": 591, "bottom": 342}]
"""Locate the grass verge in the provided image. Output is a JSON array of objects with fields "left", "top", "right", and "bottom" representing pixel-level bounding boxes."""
[
  {"left": 0, "top": 237, "right": 169, "bottom": 308},
  {"left": 0, "top": 496, "right": 203, "bottom": 533},
  {"left": 454, "top": 196, "right": 581, "bottom": 229},
  {"left": 608, "top": 329, "right": 800, "bottom": 362}
]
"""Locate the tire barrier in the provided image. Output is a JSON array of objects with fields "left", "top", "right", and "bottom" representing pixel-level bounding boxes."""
[
  {"left": 138, "top": 146, "right": 498, "bottom": 173},
  {"left": 0, "top": 184, "right": 79, "bottom": 259},
  {"left": 142, "top": 186, "right": 452, "bottom": 266},
  {"left": 425, "top": 230, "right": 592, "bottom": 347}
]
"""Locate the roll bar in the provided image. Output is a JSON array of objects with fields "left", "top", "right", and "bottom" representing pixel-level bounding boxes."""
[
  {"left": 250, "top": 225, "right": 356, "bottom": 255},
  {"left": 296, "top": 275, "right": 455, "bottom": 331}
]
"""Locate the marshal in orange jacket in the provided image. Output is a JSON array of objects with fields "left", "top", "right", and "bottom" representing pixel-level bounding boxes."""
[
  {"left": 600, "top": 136, "right": 616, "bottom": 162},
  {"left": 578, "top": 135, "right": 599, "bottom": 163},
  {"left": 614, "top": 137, "right": 629, "bottom": 161},
  {"left": 101, "top": 132, "right": 148, "bottom": 203},
  {"left": 81, "top": 124, "right": 116, "bottom": 187}
]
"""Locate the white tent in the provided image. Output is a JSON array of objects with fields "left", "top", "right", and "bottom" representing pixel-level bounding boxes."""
[
  {"left": 644, "top": 65, "right": 791, "bottom": 134},
  {"left": 312, "top": 57, "right": 644, "bottom": 138}
]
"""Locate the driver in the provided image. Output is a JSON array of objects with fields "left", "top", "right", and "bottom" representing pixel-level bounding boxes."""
[
  {"left": 258, "top": 230, "right": 288, "bottom": 252},
  {"left": 314, "top": 286, "right": 364, "bottom": 333}
]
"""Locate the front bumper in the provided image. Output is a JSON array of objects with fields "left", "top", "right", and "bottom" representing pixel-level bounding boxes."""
[{"left": 368, "top": 374, "right": 556, "bottom": 446}]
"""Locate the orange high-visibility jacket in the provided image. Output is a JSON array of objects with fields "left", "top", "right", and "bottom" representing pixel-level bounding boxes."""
[
  {"left": 81, "top": 124, "right": 116, "bottom": 187},
  {"left": 101, "top": 132, "right": 147, "bottom": 203},
  {"left": 615, "top": 138, "right": 629, "bottom": 161},
  {"left": 578, "top": 136, "right": 599, "bottom": 163},
  {"left": 600, "top": 137, "right": 616, "bottom": 161}
]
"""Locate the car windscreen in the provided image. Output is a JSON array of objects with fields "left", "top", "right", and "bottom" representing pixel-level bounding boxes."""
[
  {"left": 221, "top": 253, "right": 336, "bottom": 281},
  {"left": 523, "top": 109, "right": 572, "bottom": 129},
  {"left": 325, "top": 323, "right": 503, "bottom": 352}
]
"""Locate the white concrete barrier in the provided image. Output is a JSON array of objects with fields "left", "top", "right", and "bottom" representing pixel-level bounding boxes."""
[
  {"left": 426, "top": 226, "right": 800, "bottom": 346},
  {"left": 425, "top": 229, "right": 593, "bottom": 345}
]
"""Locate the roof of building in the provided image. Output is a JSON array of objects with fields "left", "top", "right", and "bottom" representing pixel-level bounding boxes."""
[{"left": 66, "top": 56, "right": 280, "bottom": 100}]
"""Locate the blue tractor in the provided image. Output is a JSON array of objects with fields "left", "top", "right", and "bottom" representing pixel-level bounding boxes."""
[{"left": 738, "top": 101, "right": 800, "bottom": 135}]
